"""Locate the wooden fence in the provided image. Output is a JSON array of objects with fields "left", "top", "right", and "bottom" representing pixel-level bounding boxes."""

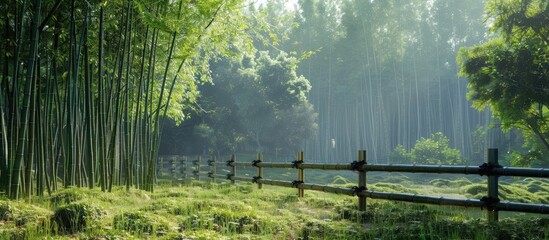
[{"left": 157, "top": 149, "right": 549, "bottom": 222}]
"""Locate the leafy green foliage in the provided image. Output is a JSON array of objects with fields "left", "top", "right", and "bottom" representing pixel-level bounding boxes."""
[
  {"left": 161, "top": 50, "right": 318, "bottom": 155},
  {"left": 389, "top": 133, "right": 462, "bottom": 165},
  {"left": 411, "top": 133, "right": 462, "bottom": 165},
  {"left": 0, "top": 201, "right": 12, "bottom": 221},
  {"left": 458, "top": 0, "right": 549, "bottom": 164},
  {"left": 387, "top": 144, "right": 410, "bottom": 164},
  {"left": 504, "top": 149, "right": 544, "bottom": 167},
  {"left": 0, "top": 0, "right": 255, "bottom": 197},
  {"left": 234, "top": 51, "right": 317, "bottom": 152}
]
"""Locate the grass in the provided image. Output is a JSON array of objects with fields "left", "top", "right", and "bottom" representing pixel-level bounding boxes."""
[{"left": 0, "top": 176, "right": 547, "bottom": 239}]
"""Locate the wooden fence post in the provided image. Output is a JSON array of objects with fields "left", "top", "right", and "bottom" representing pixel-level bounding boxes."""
[
  {"left": 158, "top": 156, "right": 163, "bottom": 177},
  {"left": 194, "top": 156, "right": 200, "bottom": 181},
  {"left": 254, "top": 153, "right": 263, "bottom": 189},
  {"left": 210, "top": 156, "right": 216, "bottom": 183},
  {"left": 487, "top": 148, "right": 499, "bottom": 222},
  {"left": 171, "top": 156, "right": 176, "bottom": 176},
  {"left": 357, "top": 150, "right": 367, "bottom": 211},
  {"left": 182, "top": 156, "right": 187, "bottom": 181},
  {"left": 297, "top": 151, "right": 304, "bottom": 197},
  {"left": 230, "top": 154, "right": 236, "bottom": 185}
]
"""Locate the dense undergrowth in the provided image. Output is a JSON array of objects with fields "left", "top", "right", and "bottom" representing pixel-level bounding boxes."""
[{"left": 0, "top": 176, "right": 548, "bottom": 239}]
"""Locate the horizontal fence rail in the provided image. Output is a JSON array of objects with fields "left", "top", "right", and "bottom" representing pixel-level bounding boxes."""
[
  {"left": 158, "top": 149, "right": 549, "bottom": 222},
  {"left": 223, "top": 162, "right": 549, "bottom": 178}
]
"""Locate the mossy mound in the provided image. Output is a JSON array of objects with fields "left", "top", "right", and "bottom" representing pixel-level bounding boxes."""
[
  {"left": 368, "top": 173, "right": 412, "bottom": 185},
  {"left": 460, "top": 183, "right": 486, "bottom": 197},
  {"left": 51, "top": 202, "right": 103, "bottom": 234},
  {"left": 369, "top": 182, "right": 418, "bottom": 194},
  {"left": 460, "top": 181, "right": 549, "bottom": 204},
  {"left": 430, "top": 177, "right": 473, "bottom": 188},
  {"left": 0, "top": 200, "right": 51, "bottom": 239},
  {"left": 330, "top": 175, "right": 354, "bottom": 186},
  {"left": 113, "top": 211, "right": 168, "bottom": 236},
  {"left": 49, "top": 188, "right": 89, "bottom": 207},
  {"left": 500, "top": 184, "right": 549, "bottom": 204}
]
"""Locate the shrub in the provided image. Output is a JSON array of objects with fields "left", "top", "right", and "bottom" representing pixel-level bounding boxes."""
[
  {"left": 51, "top": 202, "right": 103, "bottom": 234},
  {"left": 387, "top": 144, "right": 410, "bottom": 164},
  {"left": 0, "top": 201, "right": 12, "bottom": 221},
  {"left": 411, "top": 132, "right": 462, "bottom": 165}
]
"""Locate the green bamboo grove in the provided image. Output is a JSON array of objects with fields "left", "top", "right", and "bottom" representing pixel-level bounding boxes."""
[{"left": 0, "top": 0, "right": 252, "bottom": 199}]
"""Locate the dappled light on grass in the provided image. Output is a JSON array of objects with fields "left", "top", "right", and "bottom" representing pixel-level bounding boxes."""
[{"left": 0, "top": 181, "right": 547, "bottom": 239}]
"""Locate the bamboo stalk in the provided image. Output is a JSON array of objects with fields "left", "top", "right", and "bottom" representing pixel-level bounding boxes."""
[
  {"left": 10, "top": 0, "right": 41, "bottom": 199},
  {"left": 108, "top": 0, "right": 133, "bottom": 192},
  {"left": 97, "top": 5, "right": 107, "bottom": 192},
  {"left": 24, "top": 56, "right": 39, "bottom": 198},
  {"left": 83, "top": 34, "right": 94, "bottom": 189},
  {"left": 123, "top": 0, "right": 135, "bottom": 191}
]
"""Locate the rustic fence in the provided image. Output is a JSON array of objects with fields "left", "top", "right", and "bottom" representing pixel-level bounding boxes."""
[{"left": 157, "top": 149, "right": 549, "bottom": 222}]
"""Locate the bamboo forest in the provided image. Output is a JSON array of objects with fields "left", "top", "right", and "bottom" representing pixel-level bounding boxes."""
[{"left": 0, "top": 0, "right": 548, "bottom": 239}]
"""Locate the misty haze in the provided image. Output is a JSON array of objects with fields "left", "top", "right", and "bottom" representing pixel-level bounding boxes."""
[{"left": 0, "top": 0, "right": 547, "bottom": 239}]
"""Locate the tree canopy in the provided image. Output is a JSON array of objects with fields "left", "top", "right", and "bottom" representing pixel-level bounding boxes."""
[
  {"left": 457, "top": 0, "right": 549, "bottom": 164},
  {"left": 161, "top": 50, "right": 318, "bottom": 157}
]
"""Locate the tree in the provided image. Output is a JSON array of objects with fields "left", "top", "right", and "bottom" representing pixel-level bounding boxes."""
[
  {"left": 457, "top": 0, "right": 549, "bottom": 163},
  {"left": 160, "top": 50, "right": 318, "bottom": 157},
  {"left": 238, "top": 51, "right": 317, "bottom": 153}
]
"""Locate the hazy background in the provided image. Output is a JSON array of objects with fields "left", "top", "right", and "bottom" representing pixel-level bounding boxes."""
[{"left": 160, "top": 0, "right": 528, "bottom": 166}]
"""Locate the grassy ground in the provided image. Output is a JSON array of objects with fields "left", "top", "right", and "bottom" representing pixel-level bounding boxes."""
[{"left": 0, "top": 176, "right": 548, "bottom": 240}]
